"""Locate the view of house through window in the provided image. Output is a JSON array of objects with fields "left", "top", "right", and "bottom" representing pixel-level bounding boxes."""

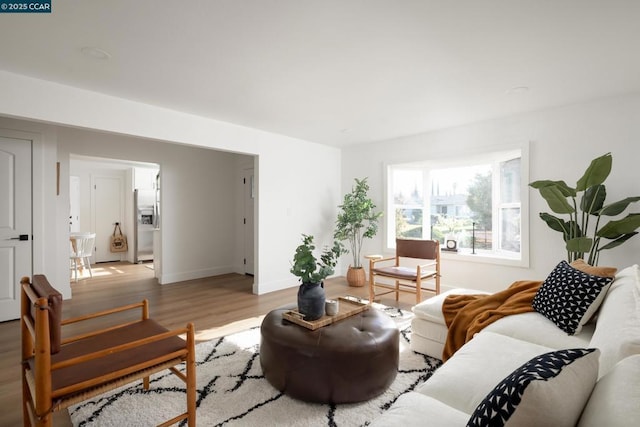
[{"left": 388, "top": 148, "right": 524, "bottom": 261}]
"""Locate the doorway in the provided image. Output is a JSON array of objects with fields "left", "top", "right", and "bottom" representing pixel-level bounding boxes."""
[
  {"left": 69, "top": 156, "right": 159, "bottom": 268},
  {"left": 243, "top": 167, "right": 255, "bottom": 275}
]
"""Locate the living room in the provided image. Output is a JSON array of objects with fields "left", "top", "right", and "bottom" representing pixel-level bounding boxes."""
[
  {"left": 1, "top": 1, "right": 639, "bottom": 426},
  {"left": 0, "top": 2, "right": 638, "bottom": 303}
]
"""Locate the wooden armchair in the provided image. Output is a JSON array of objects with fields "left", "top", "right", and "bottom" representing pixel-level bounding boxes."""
[
  {"left": 20, "top": 275, "right": 196, "bottom": 427},
  {"left": 369, "top": 238, "right": 441, "bottom": 304}
]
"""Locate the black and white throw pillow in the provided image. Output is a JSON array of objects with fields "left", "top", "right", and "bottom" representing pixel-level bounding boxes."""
[
  {"left": 532, "top": 260, "right": 614, "bottom": 334},
  {"left": 467, "top": 348, "right": 599, "bottom": 427}
]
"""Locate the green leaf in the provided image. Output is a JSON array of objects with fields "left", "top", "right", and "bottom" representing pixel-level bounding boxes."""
[
  {"left": 539, "top": 186, "right": 575, "bottom": 214},
  {"left": 580, "top": 185, "right": 606, "bottom": 215},
  {"left": 566, "top": 237, "right": 593, "bottom": 253},
  {"left": 596, "top": 214, "right": 640, "bottom": 239},
  {"left": 598, "top": 197, "right": 640, "bottom": 216},
  {"left": 599, "top": 232, "right": 638, "bottom": 250},
  {"left": 334, "top": 177, "right": 381, "bottom": 267},
  {"left": 539, "top": 213, "right": 570, "bottom": 235},
  {"left": 290, "top": 234, "right": 343, "bottom": 283},
  {"left": 566, "top": 220, "right": 583, "bottom": 239},
  {"left": 529, "top": 180, "right": 576, "bottom": 197},
  {"left": 576, "top": 152, "right": 612, "bottom": 191}
]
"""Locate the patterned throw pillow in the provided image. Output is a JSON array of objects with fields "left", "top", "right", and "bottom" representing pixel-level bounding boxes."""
[
  {"left": 532, "top": 260, "right": 614, "bottom": 334},
  {"left": 467, "top": 348, "right": 599, "bottom": 427}
]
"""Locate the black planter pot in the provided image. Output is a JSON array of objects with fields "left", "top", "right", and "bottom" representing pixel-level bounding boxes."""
[{"left": 297, "top": 282, "right": 326, "bottom": 321}]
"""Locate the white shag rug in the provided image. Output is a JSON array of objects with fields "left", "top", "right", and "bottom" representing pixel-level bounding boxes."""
[{"left": 69, "top": 303, "right": 441, "bottom": 427}]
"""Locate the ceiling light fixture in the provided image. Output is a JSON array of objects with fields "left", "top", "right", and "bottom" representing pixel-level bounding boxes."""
[{"left": 80, "top": 46, "right": 112, "bottom": 60}]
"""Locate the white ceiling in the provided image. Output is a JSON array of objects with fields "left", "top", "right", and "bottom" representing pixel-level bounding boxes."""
[{"left": 1, "top": 1, "right": 639, "bottom": 147}]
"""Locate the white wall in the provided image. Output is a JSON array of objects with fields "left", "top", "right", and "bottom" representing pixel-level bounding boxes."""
[
  {"left": 6, "top": 68, "right": 635, "bottom": 298},
  {"left": 342, "top": 93, "right": 640, "bottom": 293},
  {"left": 0, "top": 70, "right": 342, "bottom": 298}
]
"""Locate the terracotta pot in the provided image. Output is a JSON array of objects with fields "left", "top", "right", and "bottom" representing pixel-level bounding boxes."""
[{"left": 346, "top": 266, "right": 366, "bottom": 287}]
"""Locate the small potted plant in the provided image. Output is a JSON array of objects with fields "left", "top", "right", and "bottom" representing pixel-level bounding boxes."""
[
  {"left": 290, "top": 234, "right": 343, "bottom": 320},
  {"left": 334, "top": 178, "right": 382, "bottom": 286}
]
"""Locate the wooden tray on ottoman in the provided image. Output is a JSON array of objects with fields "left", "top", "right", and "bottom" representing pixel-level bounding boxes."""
[{"left": 282, "top": 296, "right": 369, "bottom": 330}]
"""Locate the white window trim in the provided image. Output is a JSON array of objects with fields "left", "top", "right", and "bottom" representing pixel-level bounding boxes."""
[{"left": 383, "top": 141, "right": 530, "bottom": 268}]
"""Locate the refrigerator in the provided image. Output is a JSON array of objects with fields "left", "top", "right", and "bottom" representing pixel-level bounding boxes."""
[{"left": 134, "top": 189, "right": 156, "bottom": 262}]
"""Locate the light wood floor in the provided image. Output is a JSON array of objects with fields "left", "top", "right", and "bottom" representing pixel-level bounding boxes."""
[{"left": 0, "top": 262, "right": 415, "bottom": 426}]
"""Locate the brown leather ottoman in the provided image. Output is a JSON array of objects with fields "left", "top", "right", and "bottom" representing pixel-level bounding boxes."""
[{"left": 260, "top": 305, "right": 399, "bottom": 403}]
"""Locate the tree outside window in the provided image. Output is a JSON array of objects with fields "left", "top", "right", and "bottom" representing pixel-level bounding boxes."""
[{"left": 387, "top": 148, "right": 523, "bottom": 261}]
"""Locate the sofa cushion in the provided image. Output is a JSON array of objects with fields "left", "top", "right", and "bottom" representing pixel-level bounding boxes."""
[
  {"left": 467, "top": 348, "right": 599, "bottom": 427},
  {"left": 578, "top": 354, "right": 640, "bottom": 427},
  {"left": 411, "top": 315, "right": 448, "bottom": 359},
  {"left": 483, "top": 312, "right": 594, "bottom": 350},
  {"left": 412, "top": 288, "right": 488, "bottom": 324},
  {"left": 570, "top": 258, "right": 617, "bottom": 278},
  {"left": 417, "top": 331, "right": 554, "bottom": 415},
  {"left": 409, "top": 332, "right": 446, "bottom": 360},
  {"left": 411, "top": 316, "right": 448, "bottom": 343},
  {"left": 370, "top": 392, "right": 469, "bottom": 427},
  {"left": 532, "top": 260, "right": 614, "bottom": 335},
  {"left": 589, "top": 264, "right": 640, "bottom": 378}
]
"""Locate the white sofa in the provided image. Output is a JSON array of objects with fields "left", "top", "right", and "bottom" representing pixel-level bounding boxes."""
[{"left": 372, "top": 264, "right": 640, "bottom": 427}]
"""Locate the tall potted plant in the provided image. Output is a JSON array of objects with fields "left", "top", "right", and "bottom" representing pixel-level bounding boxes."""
[
  {"left": 530, "top": 152, "right": 640, "bottom": 265},
  {"left": 290, "top": 234, "right": 343, "bottom": 320},
  {"left": 334, "top": 178, "right": 382, "bottom": 287}
]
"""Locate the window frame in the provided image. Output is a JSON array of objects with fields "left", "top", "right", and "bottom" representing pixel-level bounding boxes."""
[{"left": 384, "top": 142, "right": 529, "bottom": 268}]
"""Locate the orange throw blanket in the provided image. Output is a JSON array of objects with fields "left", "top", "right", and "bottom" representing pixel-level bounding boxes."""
[{"left": 441, "top": 280, "right": 542, "bottom": 362}]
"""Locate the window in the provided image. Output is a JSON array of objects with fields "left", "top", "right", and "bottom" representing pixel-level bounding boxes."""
[{"left": 386, "top": 145, "right": 528, "bottom": 265}]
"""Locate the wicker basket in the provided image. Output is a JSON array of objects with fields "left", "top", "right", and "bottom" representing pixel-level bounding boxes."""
[{"left": 346, "top": 266, "right": 366, "bottom": 287}]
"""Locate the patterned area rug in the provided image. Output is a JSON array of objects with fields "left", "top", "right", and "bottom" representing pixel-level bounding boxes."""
[{"left": 69, "top": 303, "right": 441, "bottom": 427}]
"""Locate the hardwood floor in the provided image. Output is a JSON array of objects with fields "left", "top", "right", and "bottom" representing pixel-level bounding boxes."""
[{"left": 0, "top": 262, "right": 415, "bottom": 426}]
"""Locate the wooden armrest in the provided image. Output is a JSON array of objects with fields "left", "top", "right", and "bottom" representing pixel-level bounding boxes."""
[
  {"left": 370, "top": 256, "right": 395, "bottom": 265},
  {"left": 418, "top": 261, "right": 437, "bottom": 269},
  {"left": 53, "top": 324, "right": 190, "bottom": 371},
  {"left": 22, "top": 282, "right": 42, "bottom": 306},
  {"left": 62, "top": 301, "right": 147, "bottom": 326},
  {"left": 62, "top": 300, "right": 149, "bottom": 343}
]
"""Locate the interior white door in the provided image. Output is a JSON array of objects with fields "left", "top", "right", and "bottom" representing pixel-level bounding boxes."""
[
  {"left": 0, "top": 135, "right": 32, "bottom": 321},
  {"left": 243, "top": 168, "right": 255, "bottom": 275},
  {"left": 69, "top": 175, "right": 80, "bottom": 232},
  {"left": 93, "top": 176, "right": 124, "bottom": 263}
]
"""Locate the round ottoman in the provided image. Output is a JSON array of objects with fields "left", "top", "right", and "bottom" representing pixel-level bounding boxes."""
[{"left": 260, "top": 306, "right": 399, "bottom": 403}]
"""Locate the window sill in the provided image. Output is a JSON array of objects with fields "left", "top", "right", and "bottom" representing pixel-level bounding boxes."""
[{"left": 440, "top": 249, "right": 529, "bottom": 268}]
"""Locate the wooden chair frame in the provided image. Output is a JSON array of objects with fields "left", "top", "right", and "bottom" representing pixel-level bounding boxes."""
[
  {"left": 369, "top": 239, "right": 441, "bottom": 304},
  {"left": 20, "top": 276, "right": 196, "bottom": 427}
]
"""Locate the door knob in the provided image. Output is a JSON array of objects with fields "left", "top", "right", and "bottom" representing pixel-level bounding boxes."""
[{"left": 6, "top": 234, "right": 29, "bottom": 241}]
